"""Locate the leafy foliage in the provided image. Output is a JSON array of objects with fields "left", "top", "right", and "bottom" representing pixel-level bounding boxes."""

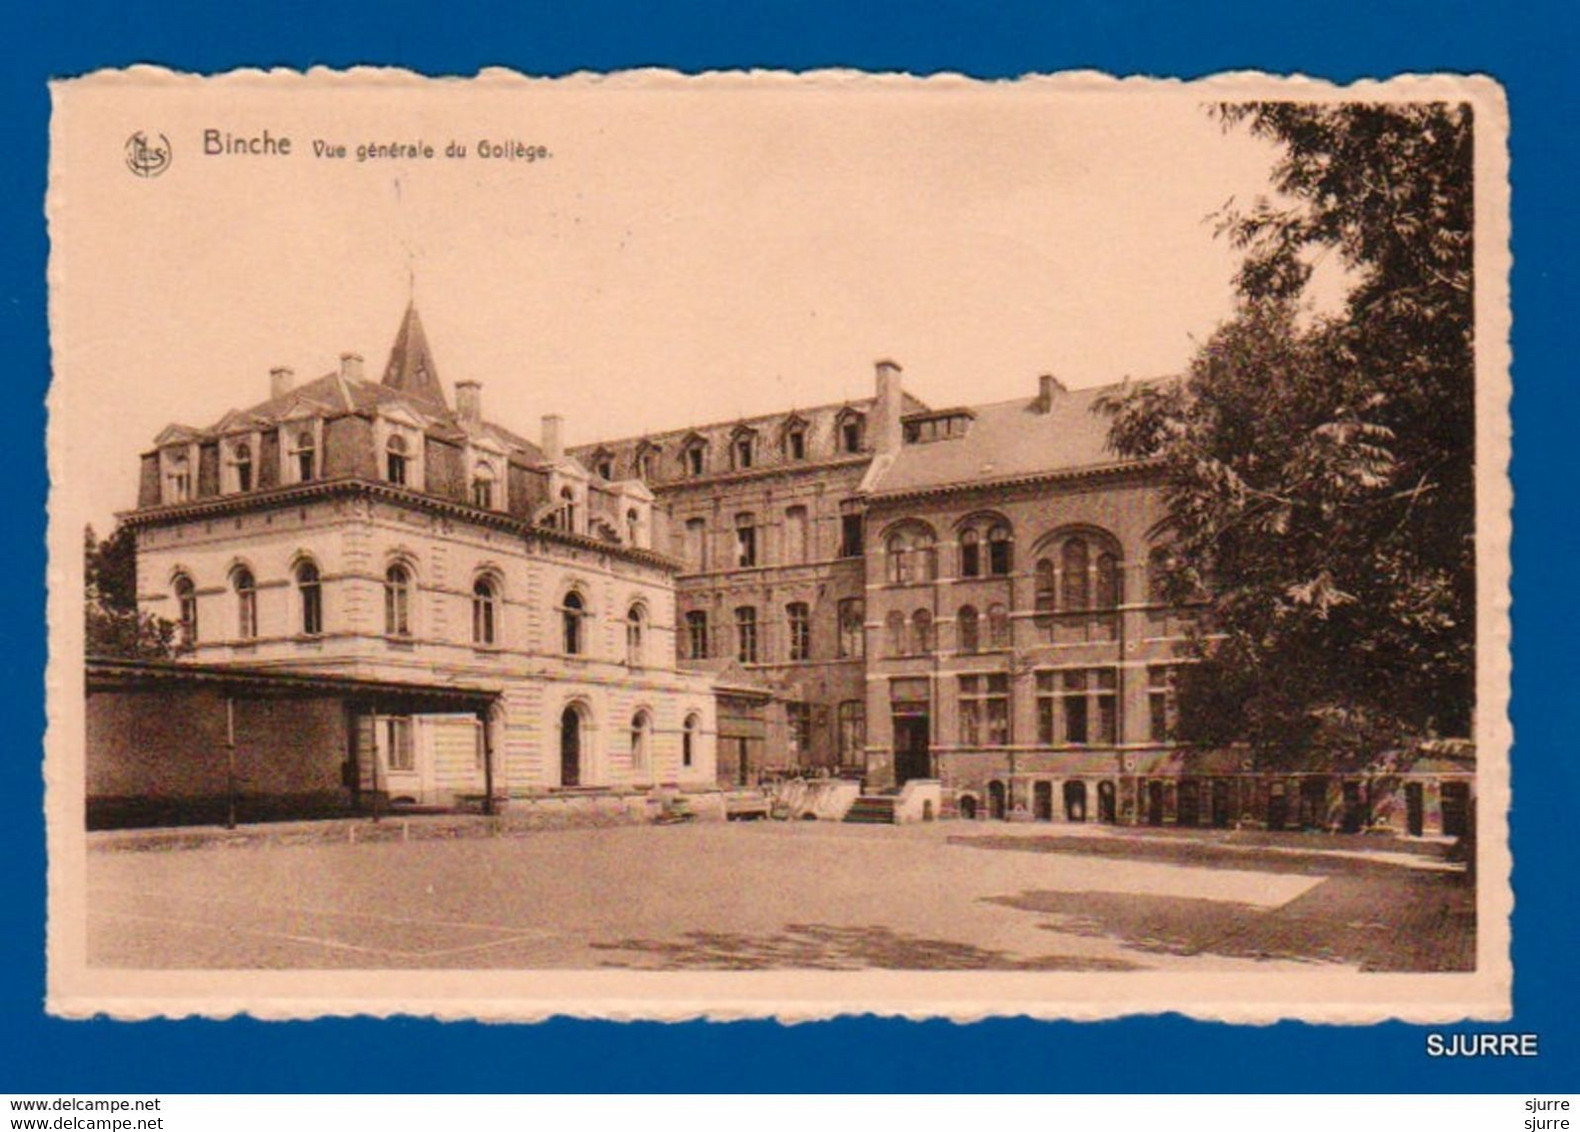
[
  {"left": 85, "top": 524, "right": 175, "bottom": 659},
  {"left": 1099, "top": 102, "right": 1475, "bottom": 769}
]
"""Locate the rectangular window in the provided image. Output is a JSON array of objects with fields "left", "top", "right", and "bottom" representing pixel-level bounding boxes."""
[
  {"left": 383, "top": 717, "right": 414, "bottom": 773},
  {"left": 687, "top": 446, "right": 705, "bottom": 476},
  {"left": 837, "top": 598, "right": 865, "bottom": 659},
  {"left": 840, "top": 514, "right": 864, "bottom": 558},
  {"left": 735, "top": 606, "right": 758, "bottom": 664},
  {"left": 837, "top": 701, "right": 865, "bottom": 767},
  {"left": 959, "top": 673, "right": 1010, "bottom": 747},
  {"left": 786, "top": 602, "right": 811, "bottom": 662},
  {"left": 735, "top": 515, "right": 757, "bottom": 568},
  {"left": 685, "top": 610, "right": 709, "bottom": 660},
  {"left": 1148, "top": 664, "right": 1175, "bottom": 742},
  {"left": 787, "top": 702, "right": 812, "bottom": 761},
  {"left": 789, "top": 430, "right": 806, "bottom": 460},
  {"left": 1039, "top": 667, "right": 1120, "bottom": 746}
]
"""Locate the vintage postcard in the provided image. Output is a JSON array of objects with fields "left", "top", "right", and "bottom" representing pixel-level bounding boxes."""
[{"left": 45, "top": 68, "right": 1511, "bottom": 1022}]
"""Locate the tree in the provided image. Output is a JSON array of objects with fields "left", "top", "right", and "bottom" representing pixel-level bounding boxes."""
[
  {"left": 85, "top": 523, "right": 175, "bottom": 659},
  {"left": 1099, "top": 102, "right": 1475, "bottom": 770}
]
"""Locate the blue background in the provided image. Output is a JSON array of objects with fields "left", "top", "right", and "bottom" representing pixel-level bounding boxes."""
[{"left": 5, "top": 0, "right": 1576, "bottom": 1094}]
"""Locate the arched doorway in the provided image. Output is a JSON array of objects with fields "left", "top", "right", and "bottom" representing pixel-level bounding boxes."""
[
  {"left": 1063, "top": 780, "right": 1088, "bottom": 822},
  {"left": 1097, "top": 780, "right": 1117, "bottom": 823},
  {"left": 959, "top": 795, "right": 979, "bottom": 820},
  {"left": 1033, "top": 781, "right": 1053, "bottom": 822},
  {"left": 560, "top": 705, "right": 583, "bottom": 787},
  {"left": 1146, "top": 780, "right": 1165, "bottom": 826},
  {"left": 988, "top": 780, "right": 1007, "bottom": 820}
]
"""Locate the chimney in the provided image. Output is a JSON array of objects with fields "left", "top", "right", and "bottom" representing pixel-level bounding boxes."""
[
  {"left": 456, "top": 380, "right": 482, "bottom": 425},
  {"left": 340, "top": 352, "right": 365, "bottom": 382},
  {"left": 542, "top": 413, "right": 564, "bottom": 463},
  {"left": 1037, "top": 373, "right": 1066, "bottom": 413},
  {"left": 873, "top": 359, "right": 904, "bottom": 454},
  {"left": 270, "top": 366, "right": 295, "bottom": 400}
]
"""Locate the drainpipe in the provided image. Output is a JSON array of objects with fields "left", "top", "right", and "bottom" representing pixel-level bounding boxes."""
[
  {"left": 481, "top": 705, "right": 495, "bottom": 817},
  {"left": 224, "top": 695, "right": 237, "bottom": 830}
]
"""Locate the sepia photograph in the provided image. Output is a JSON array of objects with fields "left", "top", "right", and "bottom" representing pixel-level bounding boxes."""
[{"left": 45, "top": 69, "right": 1510, "bottom": 1021}]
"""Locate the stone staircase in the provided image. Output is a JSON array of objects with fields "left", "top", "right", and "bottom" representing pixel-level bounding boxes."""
[{"left": 843, "top": 794, "right": 899, "bottom": 824}]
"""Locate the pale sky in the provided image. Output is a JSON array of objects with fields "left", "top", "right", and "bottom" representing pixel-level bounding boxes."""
[{"left": 50, "top": 71, "right": 1294, "bottom": 531}]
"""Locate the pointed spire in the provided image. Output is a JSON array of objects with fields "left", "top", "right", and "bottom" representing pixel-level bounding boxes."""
[{"left": 381, "top": 301, "right": 448, "bottom": 408}]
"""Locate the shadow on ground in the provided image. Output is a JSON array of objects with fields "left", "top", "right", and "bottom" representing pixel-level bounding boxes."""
[
  {"left": 952, "top": 833, "right": 1453, "bottom": 878},
  {"left": 592, "top": 923, "right": 1140, "bottom": 971},
  {"left": 987, "top": 872, "right": 1475, "bottom": 972}
]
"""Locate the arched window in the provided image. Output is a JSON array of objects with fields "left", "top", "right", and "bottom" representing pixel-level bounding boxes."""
[
  {"left": 1061, "top": 537, "right": 1090, "bottom": 611},
  {"left": 173, "top": 574, "right": 197, "bottom": 648},
  {"left": 472, "top": 462, "right": 496, "bottom": 509},
  {"left": 562, "top": 590, "right": 584, "bottom": 655},
  {"left": 293, "top": 430, "right": 316, "bottom": 482},
  {"left": 233, "top": 567, "right": 257, "bottom": 640},
  {"left": 957, "top": 605, "right": 980, "bottom": 654},
  {"left": 384, "top": 564, "right": 411, "bottom": 637},
  {"left": 959, "top": 529, "right": 981, "bottom": 578},
  {"left": 988, "top": 602, "right": 1011, "bottom": 648},
  {"left": 1147, "top": 547, "right": 1171, "bottom": 605},
  {"left": 682, "top": 713, "right": 700, "bottom": 769},
  {"left": 296, "top": 561, "right": 322, "bottom": 636},
  {"left": 164, "top": 450, "right": 192, "bottom": 503},
  {"left": 886, "top": 610, "right": 907, "bottom": 657},
  {"left": 630, "top": 710, "right": 651, "bottom": 774},
  {"left": 1096, "top": 550, "right": 1122, "bottom": 609},
  {"left": 912, "top": 608, "right": 933, "bottom": 655},
  {"left": 886, "top": 531, "right": 907, "bottom": 584},
  {"left": 1034, "top": 559, "right": 1056, "bottom": 617},
  {"left": 385, "top": 434, "right": 409, "bottom": 485},
  {"left": 472, "top": 577, "right": 497, "bottom": 646},
  {"left": 626, "top": 603, "right": 645, "bottom": 666},
  {"left": 988, "top": 524, "right": 1013, "bottom": 575},
  {"left": 232, "top": 443, "right": 253, "bottom": 493},
  {"left": 914, "top": 530, "right": 937, "bottom": 582}
]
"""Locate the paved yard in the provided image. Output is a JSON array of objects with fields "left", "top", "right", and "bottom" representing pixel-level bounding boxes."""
[{"left": 84, "top": 821, "right": 1473, "bottom": 972}]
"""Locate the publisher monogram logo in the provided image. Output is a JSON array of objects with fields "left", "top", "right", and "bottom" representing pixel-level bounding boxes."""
[{"left": 124, "top": 131, "right": 172, "bottom": 178}]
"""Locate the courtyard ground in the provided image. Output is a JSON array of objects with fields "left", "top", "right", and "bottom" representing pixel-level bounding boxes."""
[{"left": 84, "top": 819, "right": 1474, "bottom": 972}]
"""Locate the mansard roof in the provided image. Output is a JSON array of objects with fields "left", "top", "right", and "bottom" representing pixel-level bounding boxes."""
[{"left": 868, "top": 379, "right": 1165, "bottom": 499}]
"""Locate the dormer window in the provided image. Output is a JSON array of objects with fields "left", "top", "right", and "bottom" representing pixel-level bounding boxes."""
[
  {"left": 836, "top": 411, "right": 864, "bottom": 454},
  {"left": 163, "top": 450, "right": 192, "bottom": 503},
  {"left": 230, "top": 442, "right": 253, "bottom": 493},
  {"left": 682, "top": 439, "right": 707, "bottom": 477},
  {"left": 788, "top": 430, "right": 806, "bottom": 460},
  {"left": 637, "top": 445, "right": 659, "bottom": 482},
  {"left": 731, "top": 429, "right": 756, "bottom": 471},
  {"left": 386, "top": 434, "right": 409, "bottom": 485},
  {"left": 292, "top": 430, "right": 317, "bottom": 482},
  {"left": 559, "top": 487, "right": 577, "bottom": 533},
  {"left": 472, "top": 462, "right": 496, "bottom": 509}
]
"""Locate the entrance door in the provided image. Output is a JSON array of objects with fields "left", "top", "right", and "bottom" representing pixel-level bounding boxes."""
[
  {"left": 1210, "top": 779, "right": 1232, "bottom": 828},
  {"left": 560, "top": 706, "right": 581, "bottom": 787},
  {"left": 1405, "top": 782, "right": 1425, "bottom": 836},
  {"left": 1177, "top": 779, "right": 1200, "bottom": 827},
  {"left": 1033, "top": 781, "right": 1053, "bottom": 822},
  {"left": 1063, "top": 780, "right": 1088, "bottom": 822},
  {"left": 988, "top": 780, "right": 1007, "bottom": 820},
  {"left": 893, "top": 714, "right": 931, "bottom": 784},
  {"left": 1097, "top": 780, "right": 1117, "bottom": 823},
  {"left": 1146, "top": 780, "right": 1165, "bottom": 826},
  {"left": 1300, "top": 777, "right": 1329, "bottom": 829}
]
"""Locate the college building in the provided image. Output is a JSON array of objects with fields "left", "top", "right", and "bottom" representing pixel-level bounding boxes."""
[{"left": 91, "top": 304, "right": 1472, "bottom": 837}]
